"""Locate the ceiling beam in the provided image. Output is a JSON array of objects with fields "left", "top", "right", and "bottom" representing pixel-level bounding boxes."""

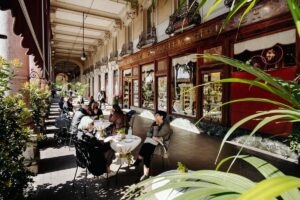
[
  {"left": 53, "top": 45, "right": 95, "bottom": 52},
  {"left": 53, "top": 42, "right": 95, "bottom": 50},
  {"left": 53, "top": 30, "right": 103, "bottom": 40},
  {"left": 54, "top": 42, "right": 97, "bottom": 48},
  {"left": 55, "top": 49, "right": 92, "bottom": 54},
  {"left": 54, "top": 53, "right": 84, "bottom": 58},
  {"left": 51, "top": 1, "right": 121, "bottom": 21},
  {"left": 52, "top": 19, "right": 109, "bottom": 32},
  {"left": 52, "top": 38, "right": 98, "bottom": 46}
]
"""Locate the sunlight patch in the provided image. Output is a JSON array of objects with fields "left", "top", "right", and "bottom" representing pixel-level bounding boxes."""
[
  {"left": 170, "top": 118, "right": 201, "bottom": 134},
  {"left": 139, "top": 110, "right": 155, "bottom": 121}
]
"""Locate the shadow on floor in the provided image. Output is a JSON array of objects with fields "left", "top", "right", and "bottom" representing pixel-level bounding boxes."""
[{"left": 31, "top": 168, "right": 139, "bottom": 200}]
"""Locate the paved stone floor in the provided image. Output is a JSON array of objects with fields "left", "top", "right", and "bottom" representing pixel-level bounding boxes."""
[{"left": 30, "top": 98, "right": 300, "bottom": 199}]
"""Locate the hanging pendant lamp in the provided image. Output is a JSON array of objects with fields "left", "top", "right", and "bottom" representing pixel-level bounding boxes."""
[{"left": 81, "top": 12, "right": 86, "bottom": 61}]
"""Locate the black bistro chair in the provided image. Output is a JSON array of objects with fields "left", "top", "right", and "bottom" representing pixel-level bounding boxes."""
[
  {"left": 55, "top": 113, "right": 72, "bottom": 145},
  {"left": 73, "top": 138, "right": 110, "bottom": 196}
]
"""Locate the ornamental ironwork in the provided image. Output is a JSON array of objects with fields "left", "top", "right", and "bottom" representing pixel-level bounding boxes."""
[
  {"left": 29, "top": 69, "right": 45, "bottom": 79},
  {"left": 136, "top": 27, "right": 157, "bottom": 49},
  {"left": 109, "top": 51, "right": 118, "bottom": 62},
  {"left": 102, "top": 56, "right": 108, "bottom": 65},
  {"left": 119, "top": 42, "right": 133, "bottom": 57},
  {"left": 165, "top": 1, "right": 201, "bottom": 35}
]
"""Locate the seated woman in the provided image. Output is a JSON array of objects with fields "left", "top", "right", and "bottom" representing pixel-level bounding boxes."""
[
  {"left": 88, "top": 96, "right": 95, "bottom": 109},
  {"left": 108, "top": 104, "right": 127, "bottom": 135},
  {"left": 63, "top": 96, "right": 74, "bottom": 113},
  {"left": 90, "top": 102, "right": 103, "bottom": 120},
  {"left": 77, "top": 116, "right": 115, "bottom": 177},
  {"left": 59, "top": 97, "right": 64, "bottom": 111},
  {"left": 134, "top": 111, "right": 171, "bottom": 181}
]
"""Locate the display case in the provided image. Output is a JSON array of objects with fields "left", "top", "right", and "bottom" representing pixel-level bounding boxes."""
[
  {"left": 132, "top": 79, "right": 139, "bottom": 107},
  {"left": 172, "top": 54, "right": 196, "bottom": 117},
  {"left": 141, "top": 64, "right": 155, "bottom": 109},
  {"left": 123, "top": 69, "right": 132, "bottom": 108},
  {"left": 202, "top": 71, "right": 222, "bottom": 123},
  {"left": 157, "top": 76, "right": 167, "bottom": 111}
]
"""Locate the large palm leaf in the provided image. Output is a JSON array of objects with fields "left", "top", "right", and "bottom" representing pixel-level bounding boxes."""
[{"left": 122, "top": 156, "right": 300, "bottom": 200}]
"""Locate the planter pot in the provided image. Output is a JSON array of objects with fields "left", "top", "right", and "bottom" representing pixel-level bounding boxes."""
[{"left": 23, "top": 132, "right": 40, "bottom": 175}]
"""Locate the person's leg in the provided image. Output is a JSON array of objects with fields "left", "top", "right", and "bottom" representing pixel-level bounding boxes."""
[{"left": 140, "top": 143, "right": 156, "bottom": 180}]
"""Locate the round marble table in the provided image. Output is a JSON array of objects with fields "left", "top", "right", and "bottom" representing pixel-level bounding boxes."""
[{"left": 110, "top": 135, "right": 141, "bottom": 165}]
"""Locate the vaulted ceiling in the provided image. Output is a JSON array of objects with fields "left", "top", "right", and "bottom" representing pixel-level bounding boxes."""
[{"left": 50, "top": 0, "right": 127, "bottom": 60}]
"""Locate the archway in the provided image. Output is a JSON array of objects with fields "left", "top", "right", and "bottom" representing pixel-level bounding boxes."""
[{"left": 54, "top": 61, "right": 81, "bottom": 83}]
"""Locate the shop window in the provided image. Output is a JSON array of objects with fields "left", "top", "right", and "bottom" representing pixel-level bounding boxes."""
[
  {"left": 234, "top": 29, "right": 296, "bottom": 71},
  {"left": 202, "top": 72, "right": 222, "bottom": 123},
  {"left": 123, "top": 69, "right": 132, "bottom": 108},
  {"left": 105, "top": 73, "right": 108, "bottom": 94},
  {"left": 133, "top": 79, "right": 139, "bottom": 107},
  {"left": 172, "top": 54, "right": 196, "bottom": 117},
  {"left": 141, "top": 64, "right": 155, "bottom": 109},
  {"left": 98, "top": 75, "right": 101, "bottom": 92},
  {"left": 157, "top": 76, "right": 167, "bottom": 111}
]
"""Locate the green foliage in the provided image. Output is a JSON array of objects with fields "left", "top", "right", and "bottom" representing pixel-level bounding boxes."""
[
  {"left": 22, "top": 80, "right": 51, "bottom": 131},
  {"left": 0, "top": 56, "right": 32, "bottom": 199},
  {"left": 118, "top": 127, "right": 126, "bottom": 134},
  {"left": 177, "top": 162, "right": 188, "bottom": 173},
  {"left": 73, "top": 82, "right": 88, "bottom": 97},
  {"left": 123, "top": 156, "right": 300, "bottom": 200}
]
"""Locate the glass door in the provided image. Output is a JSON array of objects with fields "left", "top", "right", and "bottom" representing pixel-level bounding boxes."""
[
  {"left": 132, "top": 79, "right": 139, "bottom": 107},
  {"left": 202, "top": 71, "right": 222, "bottom": 123},
  {"left": 157, "top": 76, "right": 167, "bottom": 111}
]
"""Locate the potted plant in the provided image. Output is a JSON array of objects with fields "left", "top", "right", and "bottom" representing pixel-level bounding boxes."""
[{"left": 0, "top": 56, "right": 33, "bottom": 199}]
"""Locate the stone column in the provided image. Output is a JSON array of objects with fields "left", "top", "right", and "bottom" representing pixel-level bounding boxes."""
[
  {"left": 108, "top": 63, "right": 114, "bottom": 104},
  {"left": 0, "top": 10, "right": 30, "bottom": 94},
  {"left": 94, "top": 69, "right": 100, "bottom": 96}
]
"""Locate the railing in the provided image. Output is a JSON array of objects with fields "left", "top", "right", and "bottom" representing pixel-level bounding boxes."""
[
  {"left": 102, "top": 56, "right": 108, "bottom": 65},
  {"left": 136, "top": 27, "right": 157, "bottom": 49},
  {"left": 165, "top": 2, "right": 201, "bottom": 35},
  {"left": 119, "top": 42, "right": 133, "bottom": 57},
  {"left": 109, "top": 51, "right": 118, "bottom": 62}
]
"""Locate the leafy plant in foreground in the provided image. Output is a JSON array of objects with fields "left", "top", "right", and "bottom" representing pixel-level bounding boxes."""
[{"left": 0, "top": 56, "right": 32, "bottom": 199}]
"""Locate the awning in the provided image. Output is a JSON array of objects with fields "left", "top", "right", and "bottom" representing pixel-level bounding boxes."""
[
  {"left": 234, "top": 29, "right": 296, "bottom": 55},
  {"left": 0, "top": 0, "right": 51, "bottom": 71}
]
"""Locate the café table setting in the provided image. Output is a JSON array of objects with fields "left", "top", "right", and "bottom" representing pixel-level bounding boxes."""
[{"left": 105, "top": 134, "right": 141, "bottom": 165}]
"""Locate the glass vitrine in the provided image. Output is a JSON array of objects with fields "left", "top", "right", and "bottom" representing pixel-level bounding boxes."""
[
  {"left": 132, "top": 79, "right": 139, "bottom": 107},
  {"left": 202, "top": 71, "right": 222, "bottom": 123},
  {"left": 171, "top": 54, "right": 196, "bottom": 117},
  {"left": 157, "top": 76, "right": 167, "bottom": 111},
  {"left": 123, "top": 69, "right": 132, "bottom": 108},
  {"left": 141, "top": 64, "right": 155, "bottom": 109}
]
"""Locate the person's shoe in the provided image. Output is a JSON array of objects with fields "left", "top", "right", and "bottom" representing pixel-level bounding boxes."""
[{"left": 139, "top": 175, "right": 149, "bottom": 182}]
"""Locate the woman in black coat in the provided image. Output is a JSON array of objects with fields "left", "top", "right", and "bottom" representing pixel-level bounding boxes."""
[{"left": 77, "top": 116, "right": 115, "bottom": 177}]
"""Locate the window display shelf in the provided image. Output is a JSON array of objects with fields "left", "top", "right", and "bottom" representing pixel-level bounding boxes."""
[
  {"left": 202, "top": 72, "right": 222, "bottom": 123},
  {"left": 157, "top": 76, "right": 167, "bottom": 111}
]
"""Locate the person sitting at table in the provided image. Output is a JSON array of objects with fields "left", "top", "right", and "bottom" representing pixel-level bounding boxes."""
[
  {"left": 108, "top": 104, "right": 127, "bottom": 135},
  {"left": 88, "top": 96, "right": 95, "bottom": 108},
  {"left": 63, "top": 96, "right": 74, "bottom": 113},
  {"left": 77, "top": 116, "right": 115, "bottom": 177},
  {"left": 59, "top": 97, "right": 64, "bottom": 111},
  {"left": 133, "top": 110, "right": 171, "bottom": 181},
  {"left": 70, "top": 105, "right": 91, "bottom": 136},
  {"left": 90, "top": 102, "right": 103, "bottom": 120}
]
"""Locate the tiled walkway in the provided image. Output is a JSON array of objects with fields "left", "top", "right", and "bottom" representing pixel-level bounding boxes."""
[
  {"left": 31, "top": 98, "right": 300, "bottom": 199},
  {"left": 32, "top": 99, "right": 142, "bottom": 199}
]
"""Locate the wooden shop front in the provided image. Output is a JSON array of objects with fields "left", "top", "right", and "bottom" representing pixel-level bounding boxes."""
[{"left": 118, "top": 0, "right": 299, "bottom": 135}]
